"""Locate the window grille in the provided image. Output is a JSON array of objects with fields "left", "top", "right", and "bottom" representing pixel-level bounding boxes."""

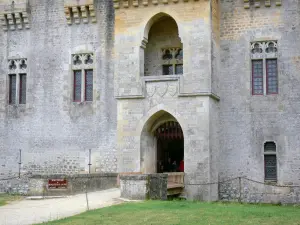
[
  {"left": 74, "top": 70, "right": 82, "bottom": 102},
  {"left": 9, "top": 75, "right": 16, "bottom": 105},
  {"left": 266, "top": 59, "right": 278, "bottom": 94},
  {"left": 264, "top": 142, "right": 277, "bottom": 182},
  {"left": 19, "top": 74, "right": 26, "bottom": 104},
  {"left": 252, "top": 60, "right": 264, "bottom": 95},
  {"left": 85, "top": 70, "right": 93, "bottom": 101}
]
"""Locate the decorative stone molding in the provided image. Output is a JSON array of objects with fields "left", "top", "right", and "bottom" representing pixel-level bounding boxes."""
[
  {"left": 64, "top": 0, "right": 96, "bottom": 25},
  {"left": 244, "top": 0, "right": 281, "bottom": 9},
  {"left": 72, "top": 53, "right": 94, "bottom": 70},
  {"left": 113, "top": 0, "right": 199, "bottom": 9},
  {"left": 251, "top": 41, "right": 278, "bottom": 59},
  {"left": 0, "top": 0, "right": 30, "bottom": 31},
  {"left": 8, "top": 58, "right": 28, "bottom": 74},
  {"left": 115, "top": 75, "right": 220, "bottom": 101}
]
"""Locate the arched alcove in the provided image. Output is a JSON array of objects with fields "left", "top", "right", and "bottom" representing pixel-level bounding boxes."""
[
  {"left": 140, "top": 110, "right": 184, "bottom": 174},
  {"left": 144, "top": 14, "right": 183, "bottom": 76}
]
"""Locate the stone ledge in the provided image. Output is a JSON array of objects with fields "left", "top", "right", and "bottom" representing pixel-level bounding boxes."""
[
  {"left": 30, "top": 173, "right": 118, "bottom": 179},
  {"left": 119, "top": 174, "right": 149, "bottom": 180},
  {"left": 113, "top": 0, "right": 200, "bottom": 9}
]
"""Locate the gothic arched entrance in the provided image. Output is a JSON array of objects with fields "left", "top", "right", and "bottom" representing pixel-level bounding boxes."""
[
  {"left": 140, "top": 110, "right": 184, "bottom": 174},
  {"left": 155, "top": 121, "right": 184, "bottom": 173}
]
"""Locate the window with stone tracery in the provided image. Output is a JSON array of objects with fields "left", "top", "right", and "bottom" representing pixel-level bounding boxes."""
[
  {"left": 251, "top": 41, "right": 278, "bottom": 95},
  {"left": 161, "top": 48, "right": 183, "bottom": 75},
  {"left": 72, "top": 53, "right": 94, "bottom": 102},
  {"left": 8, "top": 58, "right": 27, "bottom": 105}
]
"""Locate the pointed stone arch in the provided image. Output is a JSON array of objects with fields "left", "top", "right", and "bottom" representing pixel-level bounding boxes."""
[
  {"left": 140, "top": 109, "right": 184, "bottom": 174},
  {"left": 140, "top": 12, "right": 183, "bottom": 48}
]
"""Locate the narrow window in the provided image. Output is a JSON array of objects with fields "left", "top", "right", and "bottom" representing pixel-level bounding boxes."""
[
  {"left": 252, "top": 60, "right": 264, "bottom": 95},
  {"left": 74, "top": 70, "right": 82, "bottom": 102},
  {"left": 85, "top": 70, "right": 93, "bottom": 101},
  {"left": 175, "top": 64, "right": 183, "bottom": 75},
  {"left": 163, "top": 65, "right": 173, "bottom": 75},
  {"left": 266, "top": 59, "right": 278, "bottom": 94},
  {"left": 264, "top": 142, "right": 277, "bottom": 182},
  {"left": 9, "top": 74, "right": 16, "bottom": 104},
  {"left": 19, "top": 74, "right": 26, "bottom": 104}
]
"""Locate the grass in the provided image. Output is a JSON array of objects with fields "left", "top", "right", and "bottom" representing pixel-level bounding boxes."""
[
  {"left": 0, "top": 193, "right": 24, "bottom": 206},
  {"left": 39, "top": 200, "right": 300, "bottom": 225}
]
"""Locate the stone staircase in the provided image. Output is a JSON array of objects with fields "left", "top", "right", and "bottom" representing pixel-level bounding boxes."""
[{"left": 165, "top": 172, "right": 184, "bottom": 196}]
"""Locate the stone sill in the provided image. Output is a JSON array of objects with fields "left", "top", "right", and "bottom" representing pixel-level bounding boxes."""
[
  {"left": 30, "top": 173, "right": 118, "bottom": 179},
  {"left": 142, "top": 75, "right": 181, "bottom": 82},
  {"left": 72, "top": 101, "right": 93, "bottom": 105}
]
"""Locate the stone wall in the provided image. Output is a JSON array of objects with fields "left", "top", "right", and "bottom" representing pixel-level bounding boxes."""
[
  {"left": 219, "top": 0, "right": 300, "bottom": 192},
  {"left": 120, "top": 174, "right": 167, "bottom": 200},
  {"left": 0, "top": 0, "right": 117, "bottom": 178},
  {"left": 0, "top": 173, "right": 118, "bottom": 196},
  {"left": 219, "top": 177, "right": 300, "bottom": 204}
]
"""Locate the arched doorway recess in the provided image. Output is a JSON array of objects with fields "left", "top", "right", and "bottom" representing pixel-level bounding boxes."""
[
  {"left": 140, "top": 110, "right": 184, "bottom": 174},
  {"left": 155, "top": 121, "right": 184, "bottom": 173}
]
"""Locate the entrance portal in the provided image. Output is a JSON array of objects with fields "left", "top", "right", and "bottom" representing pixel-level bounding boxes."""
[{"left": 155, "top": 122, "right": 184, "bottom": 173}]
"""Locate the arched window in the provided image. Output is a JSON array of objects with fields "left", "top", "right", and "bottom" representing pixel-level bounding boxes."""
[
  {"left": 264, "top": 142, "right": 277, "bottom": 182},
  {"left": 144, "top": 15, "right": 182, "bottom": 76}
]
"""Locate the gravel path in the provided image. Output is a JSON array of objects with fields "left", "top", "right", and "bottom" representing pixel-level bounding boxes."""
[{"left": 0, "top": 188, "right": 121, "bottom": 225}]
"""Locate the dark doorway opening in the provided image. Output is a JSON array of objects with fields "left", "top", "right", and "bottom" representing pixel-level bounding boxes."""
[{"left": 155, "top": 122, "right": 184, "bottom": 173}]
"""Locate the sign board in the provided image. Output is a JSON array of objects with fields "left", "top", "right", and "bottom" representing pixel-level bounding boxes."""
[{"left": 48, "top": 179, "right": 68, "bottom": 189}]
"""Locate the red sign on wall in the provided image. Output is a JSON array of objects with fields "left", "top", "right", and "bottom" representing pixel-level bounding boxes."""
[{"left": 48, "top": 179, "right": 68, "bottom": 189}]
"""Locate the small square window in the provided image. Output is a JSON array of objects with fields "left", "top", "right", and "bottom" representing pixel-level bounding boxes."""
[{"left": 163, "top": 65, "right": 173, "bottom": 75}]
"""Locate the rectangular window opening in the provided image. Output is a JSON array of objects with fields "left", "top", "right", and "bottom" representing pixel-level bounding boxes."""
[
  {"left": 175, "top": 64, "right": 183, "bottom": 75},
  {"left": 85, "top": 70, "right": 93, "bottom": 102},
  {"left": 252, "top": 60, "right": 264, "bottom": 95},
  {"left": 9, "top": 74, "right": 16, "bottom": 105},
  {"left": 74, "top": 70, "right": 82, "bottom": 102},
  {"left": 163, "top": 65, "right": 173, "bottom": 75},
  {"left": 264, "top": 155, "right": 277, "bottom": 182},
  {"left": 266, "top": 59, "right": 278, "bottom": 94},
  {"left": 19, "top": 74, "right": 26, "bottom": 104}
]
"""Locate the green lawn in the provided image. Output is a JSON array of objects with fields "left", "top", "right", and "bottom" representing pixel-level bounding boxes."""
[
  {"left": 39, "top": 201, "right": 300, "bottom": 225},
  {"left": 0, "top": 193, "right": 24, "bottom": 206}
]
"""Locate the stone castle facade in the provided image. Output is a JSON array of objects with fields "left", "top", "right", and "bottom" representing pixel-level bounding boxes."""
[{"left": 1, "top": 0, "right": 300, "bottom": 202}]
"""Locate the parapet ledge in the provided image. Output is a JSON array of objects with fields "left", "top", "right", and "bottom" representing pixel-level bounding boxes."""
[
  {"left": 0, "top": 0, "right": 30, "bottom": 31},
  {"left": 113, "top": 0, "right": 200, "bottom": 9},
  {"left": 64, "top": 0, "right": 96, "bottom": 25},
  {"left": 243, "top": 0, "right": 282, "bottom": 9}
]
